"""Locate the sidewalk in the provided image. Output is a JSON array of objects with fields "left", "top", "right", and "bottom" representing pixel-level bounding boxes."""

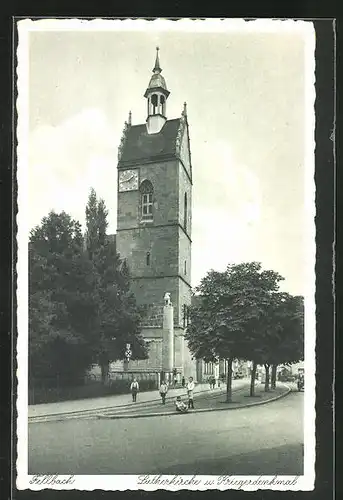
[
  {"left": 98, "top": 382, "right": 291, "bottom": 419},
  {"left": 28, "top": 381, "right": 233, "bottom": 419}
]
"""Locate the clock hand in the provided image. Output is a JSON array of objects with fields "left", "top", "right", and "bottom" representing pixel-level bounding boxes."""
[{"left": 124, "top": 175, "right": 134, "bottom": 182}]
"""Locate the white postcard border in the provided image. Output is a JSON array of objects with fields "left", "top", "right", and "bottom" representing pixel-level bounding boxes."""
[{"left": 16, "top": 17, "right": 317, "bottom": 491}]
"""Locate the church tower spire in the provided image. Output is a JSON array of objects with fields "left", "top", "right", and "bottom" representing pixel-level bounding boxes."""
[
  {"left": 144, "top": 47, "right": 170, "bottom": 134},
  {"left": 153, "top": 46, "right": 162, "bottom": 73}
]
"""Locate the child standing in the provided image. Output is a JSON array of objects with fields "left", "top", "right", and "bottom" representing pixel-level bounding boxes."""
[
  {"left": 187, "top": 376, "right": 195, "bottom": 409},
  {"left": 130, "top": 378, "right": 139, "bottom": 402},
  {"left": 159, "top": 380, "right": 168, "bottom": 404}
]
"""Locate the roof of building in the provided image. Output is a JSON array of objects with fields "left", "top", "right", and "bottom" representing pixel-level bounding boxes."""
[{"left": 119, "top": 118, "right": 181, "bottom": 164}]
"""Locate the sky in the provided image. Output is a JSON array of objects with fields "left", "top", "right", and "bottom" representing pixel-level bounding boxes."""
[{"left": 24, "top": 20, "right": 315, "bottom": 295}]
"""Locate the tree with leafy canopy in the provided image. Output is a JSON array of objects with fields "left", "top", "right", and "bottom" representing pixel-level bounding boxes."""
[
  {"left": 228, "top": 265, "right": 285, "bottom": 396},
  {"left": 186, "top": 262, "right": 285, "bottom": 401},
  {"left": 85, "top": 188, "right": 148, "bottom": 383},
  {"left": 265, "top": 293, "right": 304, "bottom": 390},
  {"left": 29, "top": 211, "right": 97, "bottom": 387},
  {"left": 243, "top": 290, "right": 284, "bottom": 394}
]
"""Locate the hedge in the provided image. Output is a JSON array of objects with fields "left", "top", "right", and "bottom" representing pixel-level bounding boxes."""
[{"left": 29, "top": 377, "right": 158, "bottom": 405}]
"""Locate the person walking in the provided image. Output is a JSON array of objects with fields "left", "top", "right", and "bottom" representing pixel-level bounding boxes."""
[
  {"left": 130, "top": 378, "right": 139, "bottom": 402},
  {"left": 181, "top": 376, "right": 185, "bottom": 388},
  {"left": 187, "top": 376, "right": 195, "bottom": 409},
  {"left": 159, "top": 380, "right": 168, "bottom": 404}
]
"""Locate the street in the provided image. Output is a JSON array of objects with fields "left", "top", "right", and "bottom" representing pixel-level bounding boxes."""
[{"left": 28, "top": 390, "right": 303, "bottom": 476}]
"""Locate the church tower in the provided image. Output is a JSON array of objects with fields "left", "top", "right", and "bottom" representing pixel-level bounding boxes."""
[
  {"left": 116, "top": 48, "right": 195, "bottom": 378},
  {"left": 144, "top": 47, "right": 170, "bottom": 134}
]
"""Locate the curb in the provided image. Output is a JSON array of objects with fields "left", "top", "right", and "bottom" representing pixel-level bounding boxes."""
[
  {"left": 28, "top": 385, "right": 240, "bottom": 423},
  {"left": 96, "top": 385, "right": 292, "bottom": 420}
]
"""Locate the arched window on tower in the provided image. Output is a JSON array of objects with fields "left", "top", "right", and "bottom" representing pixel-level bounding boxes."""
[
  {"left": 146, "top": 252, "right": 151, "bottom": 266},
  {"left": 160, "top": 95, "right": 165, "bottom": 115},
  {"left": 151, "top": 94, "right": 158, "bottom": 114},
  {"left": 184, "top": 192, "right": 188, "bottom": 231},
  {"left": 183, "top": 304, "right": 190, "bottom": 328},
  {"left": 140, "top": 180, "right": 154, "bottom": 221}
]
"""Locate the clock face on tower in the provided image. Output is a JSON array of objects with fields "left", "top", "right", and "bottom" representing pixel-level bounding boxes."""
[{"left": 118, "top": 169, "right": 139, "bottom": 192}]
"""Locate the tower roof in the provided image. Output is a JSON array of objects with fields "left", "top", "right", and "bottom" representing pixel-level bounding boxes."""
[
  {"left": 118, "top": 118, "right": 181, "bottom": 164},
  {"left": 144, "top": 47, "right": 170, "bottom": 98}
]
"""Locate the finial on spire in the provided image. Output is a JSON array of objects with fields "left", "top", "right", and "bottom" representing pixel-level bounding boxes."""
[
  {"left": 182, "top": 102, "right": 187, "bottom": 117},
  {"left": 153, "top": 46, "right": 162, "bottom": 73},
  {"left": 128, "top": 110, "right": 132, "bottom": 126}
]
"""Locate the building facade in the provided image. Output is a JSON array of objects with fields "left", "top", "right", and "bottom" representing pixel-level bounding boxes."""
[{"left": 114, "top": 49, "right": 196, "bottom": 379}]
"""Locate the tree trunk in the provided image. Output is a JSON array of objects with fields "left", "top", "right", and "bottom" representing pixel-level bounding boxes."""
[
  {"left": 271, "top": 364, "right": 277, "bottom": 389},
  {"left": 100, "top": 361, "right": 110, "bottom": 386},
  {"left": 250, "top": 361, "right": 257, "bottom": 397},
  {"left": 264, "top": 363, "right": 270, "bottom": 392},
  {"left": 226, "top": 358, "right": 233, "bottom": 402}
]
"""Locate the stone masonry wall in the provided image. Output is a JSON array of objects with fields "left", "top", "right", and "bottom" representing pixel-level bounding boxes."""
[
  {"left": 177, "top": 277, "right": 192, "bottom": 327},
  {"left": 178, "top": 157, "right": 192, "bottom": 238},
  {"left": 131, "top": 276, "right": 180, "bottom": 326},
  {"left": 174, "top": 332, "right": 185, "bottom": 371},
  {"left": 117, "top": 159, "right": 179, "bottom": 231},
  {"left": 116, "top": 149, "right": 195, "bottom": 377},
  {"left": 128, "top": 338, "right": 163, "bottom": 371},
  {"left": 180, "top": 126, "right": 192, "bottom": 180},
  {"left": 140, "top": 303, "right": 164, "bottom": 328},
  {"left": 117, "top": 225, "right": 179, "bottom": 278},
  {"left": 178, "top": 228, "right": 192, "bottom": 293}
]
